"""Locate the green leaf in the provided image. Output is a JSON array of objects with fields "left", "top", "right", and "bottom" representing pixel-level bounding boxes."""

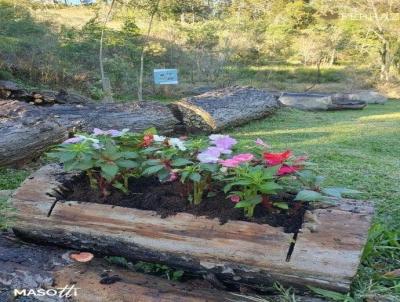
[
  {"left": 308, "top": 286, "right": 355, "bottom": 302},
  {"left": 112, "top": 182, "right": 128, "bottom": 193},
  {"left": 143, "top": 165, "right": 164, "bottom": 175},
  {"left": 200, "top": 163, "right": 218, "bottom": 172},
  {"left": 59, "top": 152, "right": 77, "bottom": 162},
  {"left": 144, "top": 159, "right": 162, "bottom": 166},
  {"left": 295, "top": 190, "right": 324, "bottom": 202},
  {"left": 73, "top": 160, "right": 94, "bottom": 170},
  {"left": 172, "top": 270, "right": 184, "bottom": 281},
  {"left": 249, "top": 195, "right": 262, "bottom": 205},
  {"left": 121, "top": 151, "right": 139, "bottom": 159},
  {"left": 157, "top": 169, "right": 171, "bottom": 182},
  {"left": 144, "top": 127, "right": 157, "bottom": 135},
  {"left": 189, "top": 172, "right": 201, "bottom": 183},
  {"left": 116, "top": 159, "right": 138, "bottom": 169},
  {"left": 181, "top": 171, "right": 190, "bottom": 183},
  {"left": 262, "top": 166, "right": 280, "bottom": 178},
  {"left": 315, "top": 175, "right": 325, "bottom": 186},
  {"left": 171, "top": 158, "right": 193, "bottom": 167},
  {"left": 322, "top": 187, "right": 362, "bottom": 198},
  {"left": 235, "top": 195, "right": 262, "bottom": 208},
  {"left": 63, "top": 160, "right": 77, "bottom": 171},
  {"left": 273, "top": 202, "right": 289, "bottom": 210},
  {"left": 234, "top": 200, "right": 253, "bottom": 208},
  {"left": 100, "top": 163, "right": 119, "bottom": 180},
  {"left": 223, "top": 180, "right": 252, "bottom": 193},
  {"left": 258, "top": 182, "right": 282, "bottom": 194}
]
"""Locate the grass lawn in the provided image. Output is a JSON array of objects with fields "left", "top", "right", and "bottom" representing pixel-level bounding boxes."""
[
  {"left": 0, "top": 101, "right": 399, "bottom": 301},
  {"left": 229, "top": 100, "right": 400, "bottom": 301}
]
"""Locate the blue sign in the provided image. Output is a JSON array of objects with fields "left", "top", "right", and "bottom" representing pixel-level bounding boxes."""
[{"left": 154, "top": 69, "right": 178, "bottom": 85}]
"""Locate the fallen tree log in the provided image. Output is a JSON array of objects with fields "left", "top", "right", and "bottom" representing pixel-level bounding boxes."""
[
  {"left": 0, "top": 100, "right": 180, "bottom": 166},
  {"left": 332, "top": 91, "right": 387, "bottom": 104},
  {"left": 279, "top": 93, "right": 333, "bottom": 110},
  {"left": 328, "top": 101, "right": 367, "bottom": 111},
  {"left": 11, "top": 164, "right": 374, "bottom": 293},
  {"left": 169, "top": 86, "right": 279, "bottom": 132},
  {"left": 0, "top": 100, "right": 68, "bottom": 167}
]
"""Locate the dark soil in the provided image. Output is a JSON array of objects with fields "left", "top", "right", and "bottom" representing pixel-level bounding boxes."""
[{"left": 64, "top": 175, "right": 306, "bottom": 233}]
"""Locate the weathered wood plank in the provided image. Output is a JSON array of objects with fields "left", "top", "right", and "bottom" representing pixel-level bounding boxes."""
[
  {"left": 289, "top": 203, "right": 373, "bottom": 292},
  {"left": 11, "top": 165, "right": 374, "bottom": 293}
]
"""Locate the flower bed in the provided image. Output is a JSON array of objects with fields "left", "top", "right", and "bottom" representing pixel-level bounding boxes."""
[
  {"left": 47, "top": 128, "right": 361, "bottom": 220},
  {"left": 10, "top": 129, "right": 374, "bottom": 293}
]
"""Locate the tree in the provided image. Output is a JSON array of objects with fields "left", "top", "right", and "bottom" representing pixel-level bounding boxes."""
[
  {"left": 137, "top": 0, "right": 161, "bottom": 102},
  {"left": 336, "top": 0, "right": 400, "bottom": 81},
  {"left": 99, "top": 0, "right": 116, "bottom": 102}
]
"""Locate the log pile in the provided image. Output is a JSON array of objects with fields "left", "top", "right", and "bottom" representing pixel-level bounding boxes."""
[
  {"left": 0, "top": 80, "right": 91, "bottom": 105},
  {"left": 0, "top": 84, "right": 285, "bottom": 166},
  {"left": 170, "top": 86, "right": 279, "bottom": 132}
]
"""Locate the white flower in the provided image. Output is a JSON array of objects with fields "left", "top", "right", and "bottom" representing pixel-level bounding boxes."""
[
  {"left": 168, "top": 138, "right": 187, "bottom": 151},
  {"left": 153, "top": 135, "right": 167, "bottom": 142}
]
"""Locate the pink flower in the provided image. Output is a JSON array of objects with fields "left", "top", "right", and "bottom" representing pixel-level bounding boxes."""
[
  {"left": 63, "top": 137, "right": 83, "bottom": 144},
  {"left": 277, "top": 165, "right": 300, "bottom": 176},
  {"left": 219, "top": 153, "right": 254, "bottom": 168},
  {"left": 233, "top": 153, "right": 254, "bottom": 162},
  {"left": 169, "top": 172, "right": 178, "bottom": 182},
  {"left": 209, "top": 135, "right": 237, "bottom": 152},
  {"left": 230, "top": 195, "right": 240, "bottom": 203},
  {"left": 255, "top": 138, "right": 271, "bottom": 148},
  {"left": 219, "top": 158, "right": 241, "bottom": 168}
]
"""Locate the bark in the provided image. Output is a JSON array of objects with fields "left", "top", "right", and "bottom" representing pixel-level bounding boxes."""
[
  {"left": 0, "top": 100, "right": 179, "bottom": 166},
  {"left": 11, "top": 164, "right": 374, "bottom": 293},
  {"left": 169, "top": 86, "right": 279, "bottom": 132}
]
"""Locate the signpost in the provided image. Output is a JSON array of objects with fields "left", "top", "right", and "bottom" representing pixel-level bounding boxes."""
[{"left": 154, "top": 69, "right": 178, "bottom": 85}]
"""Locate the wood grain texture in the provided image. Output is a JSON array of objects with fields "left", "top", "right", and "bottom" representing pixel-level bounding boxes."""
[{"left": 11, "top": 164, "right": 374, "bottom": 293}]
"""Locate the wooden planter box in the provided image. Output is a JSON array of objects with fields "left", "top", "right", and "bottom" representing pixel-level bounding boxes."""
[{"left": 11, "top": 164, "right": 374, "bottom": 293}]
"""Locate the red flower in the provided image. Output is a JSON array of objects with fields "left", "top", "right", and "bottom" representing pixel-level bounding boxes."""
[
  {"left": 263, "top": 150, "right": 292, "bottom": 166},
  {"left": 141, "top": 134, "right": 154, "bottom": 147},
  {"left": 277, "top": 165, "right": 300, "bottom": 176}
]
